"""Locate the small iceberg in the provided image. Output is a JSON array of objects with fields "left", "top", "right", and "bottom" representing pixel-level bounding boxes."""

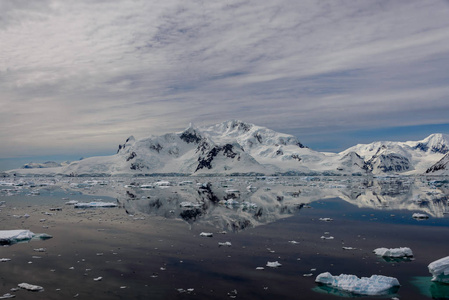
[
  {"left": 315, "top": 272, "right": 400, "bottom": 296},
  {"left": 74, "top": 202, "right": 117, "bottom": 208},
  {"left": 179, "top": 201, "right": 202, "bottom": 208},
  {"left": 266, "top": 261, "right": 282, "bottom": 268},
  {"left": 18, "top": 283, "right": 44, "bottom": 292},
  {"left": 218, "top": 242, "right": 232, "bottom": 247},
  {"left": 428, "top": 256, "right": 449, "bottom": 283},
  {"left": 65, "top": 200, "right": 79, "bottom": 205},
  {"left": 374, "top": 247, "right": 413, "bottom": 258},
  {"left": 0, "top": 230, "right": 35, "bottom": 245},
  {"left": 199, "top": 232, "right": 213, "bottom": 237},
  {"left": 0, "top": 230, "right": 52, "bottom": 245},
  {"left": 412, "top": 213, "right": 429, "bottom": 219}
]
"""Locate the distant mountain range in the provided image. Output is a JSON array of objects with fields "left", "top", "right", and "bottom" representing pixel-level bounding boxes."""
[{"left": 7, "top": 120, "right": 449, "bottom": 176}]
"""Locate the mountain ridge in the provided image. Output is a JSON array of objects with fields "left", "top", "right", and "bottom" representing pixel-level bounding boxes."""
[{"left": 7, "top": 120, "right": 449, "bottom": 176}]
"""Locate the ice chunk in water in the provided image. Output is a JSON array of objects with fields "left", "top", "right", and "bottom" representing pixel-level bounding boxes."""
[
  {"left": 373, "top": 247, "right": 413, "bottom": 257},
  {"left": 18, "top": 283, "right": 44, "bottom": 291},
  {"left": 74, "top": 202, "right": 117, "bottom": 208},
  {"left": 315, "top": 272, "right": 400, "bottom": 296},
  {"left": 266, "top": 261, "right": 282, "bottom": 268},
  {"left": 428, "top": 256, "right": 449, "bottom": 283},
  {"left": 0, "top": 230, "right": 34, "bottom": 245}
]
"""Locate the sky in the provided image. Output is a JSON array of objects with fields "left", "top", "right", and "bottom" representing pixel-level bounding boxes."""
[{"left": 1, "top": 0, "right": 449, "bottom": 170}]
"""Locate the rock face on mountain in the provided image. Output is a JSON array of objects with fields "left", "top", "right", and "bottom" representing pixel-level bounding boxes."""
[
  {"left": 7, "top": 121, "right": 449, "bottom": 176},
  {"left": 426, "top": 153, "right": 449, "bottom": 175}
]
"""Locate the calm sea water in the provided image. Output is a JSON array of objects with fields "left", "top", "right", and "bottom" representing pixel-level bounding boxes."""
[{"left": 0, "top": 176, "right": 448, "bottom": 299}]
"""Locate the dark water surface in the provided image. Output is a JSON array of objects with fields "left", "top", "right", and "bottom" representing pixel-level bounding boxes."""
[{"left": 0, "top": 176, "right": 448, "bottom": 299}]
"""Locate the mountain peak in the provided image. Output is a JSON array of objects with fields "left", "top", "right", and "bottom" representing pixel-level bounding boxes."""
[{"left": 413, "top": 133, "right": 449, "bottom": 154}]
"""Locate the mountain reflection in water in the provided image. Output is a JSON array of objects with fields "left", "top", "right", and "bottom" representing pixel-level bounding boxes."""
[{"left": 102, "top": 176, "right": 449, "bottom": 230}]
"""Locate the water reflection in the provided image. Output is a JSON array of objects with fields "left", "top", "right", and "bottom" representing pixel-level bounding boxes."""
[
  {"left": 411, "top": 277, "right": 449, "bottom": 299},
  {"left": 2, "top": 176, "right": 449, "bottom": 230},
  {"left": 103, "top": 176, "right": 449, "bottom": 230}
]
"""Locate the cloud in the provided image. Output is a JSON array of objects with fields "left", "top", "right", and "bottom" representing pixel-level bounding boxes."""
[{"left": 1, "top": 0, "right": 449, "bottom": 157}]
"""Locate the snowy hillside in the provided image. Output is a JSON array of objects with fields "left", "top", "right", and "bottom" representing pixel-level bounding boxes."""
[
  {"left": 6, "top": 121, "right": 449, "bottom": 176},
  {"left": 426, "top": 153, "right": 449, "bottom": 175}
]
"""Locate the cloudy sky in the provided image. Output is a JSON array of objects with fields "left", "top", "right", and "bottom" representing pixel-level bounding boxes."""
[{"left": 1, "top": 0, "right": 449, "bottom": 168}]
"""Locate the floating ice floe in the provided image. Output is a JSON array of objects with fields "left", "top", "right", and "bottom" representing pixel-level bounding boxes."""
[
  {"left": 218, "top": 242, "right": 232, "bottom": 247},
  {"left": 65, "top": 200, "right": 79, "bottom": 205},
  {"left": 315, "top": 272, "right": 400, "bottom": 296},
  {"left": 412, "top": 213, "right": 429, "bottom": 219},
  {"left": 74, "top": 202, "right": 117, "bottom": 208},
  {"left": 0, "top": 258, "right": 11, "bottom": 262},
  {"left": 179, "top": 201, "right": 202, "bottom": 208},
  {"left": 0, "top": 293, "right": 15, "bottom": 299},
  {"left": 199, "top": 232, "right": 213, "bottom": 237},
  {"left": 0, "top": 230, "right": 35, "bottom": 245},
  {"left": 18, "top": 283, "right": 44, "bottom": 292},
  {"left": 428, "top": 256, "right": 449, "bottom": 283},
  {"left": 321, "top": 236, "right": 334, "bottom": 240},
  {"left": 373, "top": 247, "right": 413, "bottom": 258},
  {"left": 319, "top": 218, "right": 333, "bottom": 222},
  {"left": 266, "top": 261, "right": 282, "bottom": 268}
]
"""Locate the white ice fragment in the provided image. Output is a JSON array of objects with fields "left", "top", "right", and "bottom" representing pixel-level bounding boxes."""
[
  {"left": 74, "top": 202, "right": 117, "bottom": 208},
  {"left": 218, "top": 242, "right": 232, "bottom": 247},
  {"left": 428, "top": 256, "right": 449, "bottom": 283},
  {"left": 65, "top": 200, "right": 79, "bottom": 205},
  {"left": 266, "top": 261, "right": 282, "bottom": 268},
  {"left": 93, "top": 277, "right": 102, "bottom": 281},
  {"left": 288, "top": 240, "right": 300, "bottom": 244},
  {"left": 34, "top": 248, "right": 46, "bottom": 252},
  {"left": 0, "top": 258, "right": 11, "bottom": 262},
  {"left": 373, "top": 247, "right": 413, "bottom": 258},
  {"left": 18, "top": 283, "right": 44, "bottom": 292},
  {"left": 315, "top": 272, "right": 400, "bottom": 296},
  {"left": 200, "top": 232, "right": 213, "bottom": 237},
  {"left": 342, "top": 247, "right": 356, "bottom": 250},
  {"left": 0, "top": 293, "right": 15, "bottom": 299},
  {"left": 179, "top": 201, "right": 202, "bottom": 208},
  {"left": 412, "top": 213, "right": 429, "bottom": 219},
  {"left": 319, "top": 218, "right": 333, "bottom": 222},
  {"left": 321, "top": 236, "right": 334, "bottom": 240},
  {"left": 256, "top": 267, "right": 264, "bottom": 270}
]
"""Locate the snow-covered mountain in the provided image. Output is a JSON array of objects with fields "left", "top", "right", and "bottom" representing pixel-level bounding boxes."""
[
  {"left": 340, "top": 133, "right": 449, "bottom": 175},
  {"left": 7, "top": 121, "right": 449, "bottom": 176}
]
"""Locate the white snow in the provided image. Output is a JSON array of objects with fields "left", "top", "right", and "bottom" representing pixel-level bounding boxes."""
[
  {"left": 373, "top": 247, "right": 413, "bottom": 257},
  {"left": 315, "top": 272, "right": 400, "bottom": 296},
  {"left": 428, "top": 256, "right": 449, "bottom": 283}
]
